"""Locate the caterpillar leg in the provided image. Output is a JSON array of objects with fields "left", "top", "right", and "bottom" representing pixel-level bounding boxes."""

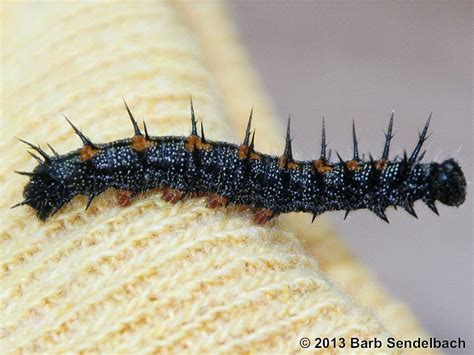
[
  {"left": 116, "top": 189, "right": 134, "bottom": 207},
  {"left": 207, "top": 193, "right": 228, "bottom": 209},
  {"left": 254, "top": 208, "right": 274, "bottom": 225},
  {"left": 161, "top": 187, "right": 184, "bottom": 203}
]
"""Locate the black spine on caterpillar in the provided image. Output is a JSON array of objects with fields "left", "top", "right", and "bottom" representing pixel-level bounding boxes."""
[{"left": 14, "top": 100, "right": 466, "bottom": 223}]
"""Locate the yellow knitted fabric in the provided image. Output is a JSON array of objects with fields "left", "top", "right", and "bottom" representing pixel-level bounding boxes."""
[{"left": 1, "top": 2, "right": 430, "bottom": 353}]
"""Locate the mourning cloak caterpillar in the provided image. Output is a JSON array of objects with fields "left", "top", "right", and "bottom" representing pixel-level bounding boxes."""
[{"left": 14, "top": 99, "right": 466, "bottom": 224}]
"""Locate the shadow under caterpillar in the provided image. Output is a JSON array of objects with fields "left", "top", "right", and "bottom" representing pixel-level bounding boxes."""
[{"left": 14, "top": 99, "right": 466, "bottom": 224}]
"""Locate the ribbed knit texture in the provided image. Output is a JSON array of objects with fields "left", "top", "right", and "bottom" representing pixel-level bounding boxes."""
[{"left": 1, "top": 2, "right": 431, "bottom": 353}]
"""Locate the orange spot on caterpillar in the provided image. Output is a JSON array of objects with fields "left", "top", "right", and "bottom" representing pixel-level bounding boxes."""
[
  {"left": 238, "top": 145, "right": 250, "bottom": 160},
  {"left": 207, "top": 193, "right": 228, "bottom": 209},
  {"left": 116, "top": 190, "right": 133, "bottom": 207},
  {"left": 313, "top": 159, "right": 333, "bottom": 173},
  {"left": 345, "top": 160, "right": 361, "bottom": 171},
  {"left": 184, "top": 136, "right": 197, "bottom": 151},
  {"left": 375, "top": 160, "right": 388, "bottom": 170},
  {"left": 197, "top": 140, "right": 211, "bottom": 150},
  {"left": 278, "top": 155, "right": 287, "bottom": 169},
  {"left": 278, "top": 156, "right": 299, "bottom": 169},
  {"left": 250, "top": 152, "right": 261, "bottom": 161},
  {"left": 185, "top": 135, "right": 212, "bottom": 152},
  {"left": 288, "top": 162, "right": 299, "bottom": 169},
  {"left": 79, "top": 145, "right": 100, "bottom": 161},
  {"left": 131, "top": 135, "right": 152, "bottom": 152},
  {"left": 254, "top": 208, "right": 273, "bottom": 224},
  {"left": 161, "top": 187, "right": 183, "bottom": 203}
]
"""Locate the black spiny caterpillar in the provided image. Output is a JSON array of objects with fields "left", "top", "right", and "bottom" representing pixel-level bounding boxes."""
[{"left": 14, "top": 99, "right": 466, "bottom": 224}]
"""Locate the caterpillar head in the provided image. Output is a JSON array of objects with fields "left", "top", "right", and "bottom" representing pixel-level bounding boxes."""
[
  {"left": 21, "top": 166, "right": 70, "bottom": 220},
  {"left": 19, "top": 158, "right": 85, "bottom": 220},
  {"left": 435, "top": 159, "right": 466, "bottom": 207}
]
